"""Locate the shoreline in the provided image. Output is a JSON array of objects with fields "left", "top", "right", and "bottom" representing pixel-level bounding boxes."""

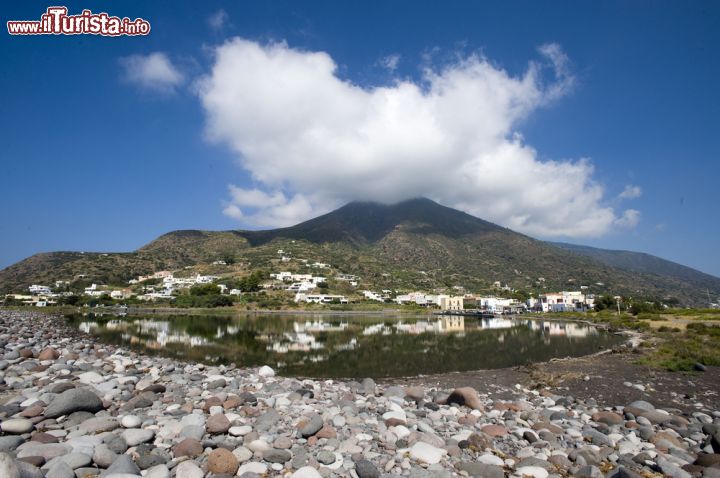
[{"left": 0, "top": 309, "right": 718, "bottom": 478}]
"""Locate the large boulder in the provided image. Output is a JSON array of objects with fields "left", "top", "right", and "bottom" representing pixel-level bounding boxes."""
[
  {"left": 440, "top": 387, "right": 484, "bottom": 411},
  {"left": 44, "top": 389, "right": 103, "bottom": 419}
]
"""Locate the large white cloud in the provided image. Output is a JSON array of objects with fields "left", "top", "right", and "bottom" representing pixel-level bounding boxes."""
[{"left": 198, "top": 38, "right": 638, "bottom": 237}]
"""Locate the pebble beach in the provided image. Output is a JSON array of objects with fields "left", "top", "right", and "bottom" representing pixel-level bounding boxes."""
[{"left": 0, "top": 309, "right": 718, "bottom": 478}]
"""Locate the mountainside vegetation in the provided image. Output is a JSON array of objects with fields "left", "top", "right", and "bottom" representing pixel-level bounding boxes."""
[{"left": 1, "top": 198, "right": 718, "bottom": 306}]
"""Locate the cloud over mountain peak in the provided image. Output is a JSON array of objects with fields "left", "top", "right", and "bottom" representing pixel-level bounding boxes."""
[{"left": 199, "top": 38, "right": 636, "bottom": 237}]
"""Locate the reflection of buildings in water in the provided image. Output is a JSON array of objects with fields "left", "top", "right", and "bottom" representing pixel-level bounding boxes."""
[
  {"left": 477, "top": 318, "right": 516, "bottom": 330},
  {"left": 335, "top": 338, "right": 357, "bottom": 351},
  {"left": 395, "top": 320, "right": 436, "bottom": 334},
  {"left": 267, "top": 332, "right": 325, "bottom": 354},
  {"left": 293, "top": 320, "right": 348, "bottom": 333},
  {"left": 528, "top": 321, "right": 594, "bottom": 338},
  {"left": 363, "top": 324, "right": 393, "bottom": 336},
  {"left": 101, "top": 319, "right": 210, "bottom": 348},
  {"left": 216, "top": 325, "right": 240, "bottom": 338},
  {"left": 364, "top": 318, "right": 465, "bottom": 335},
  {"left": 437, "top": 316, "right": 465, "bottom": 332},
  {"left": 78, "top": 322, "right": 99, "bottom": 334},
  {"left": 472, "top": 318, "right": 595, "bottom": 339}
]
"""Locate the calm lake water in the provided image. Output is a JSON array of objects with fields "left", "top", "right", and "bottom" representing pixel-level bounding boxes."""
[{"left": 66, "top": 313, "right": 623, "bottom": 378}]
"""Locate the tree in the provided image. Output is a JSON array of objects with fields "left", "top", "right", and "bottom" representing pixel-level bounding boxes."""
[
  {"left": 594, "top": 295, "right": 618, "bottom": 312},
  {"left": 238, "top": 271, "right": 265, "bottom": 292},
  {"left": 221, "top": 252, "right": 236, "bottom": 265},
  {"left": 510, "top": 290, "right": 530, "bottom": 302},
  {"left": 190, "top": 284, "right": 221, "bottom": 296},
  {"left": 60, "top": 295, "right": 81, "bottom": 306},
  {"left": 628, "top": 299, "right": 662, "bottom": 315}
]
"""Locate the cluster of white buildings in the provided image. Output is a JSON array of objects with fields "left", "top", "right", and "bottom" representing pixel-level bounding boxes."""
[
  {"left": 270, "top": 272, "right": 328, "bottom": 293},
  {"left": 385, "top": 290, "right": 595, "bottom": 314},
  {"left": 392, "top": 292, "right": 464, "bottom": 310},
  {"left": 135, "top": 273, "right": 224, "bottom": 301},
  {"left": 528, "top": 291, "right": 595, "bottom": 312},
  {"left": 362, "top": 290, "right": 393, "bottom": 302},
  {"left": 269, "top": 265, "right": 361, "bottom": 304}
]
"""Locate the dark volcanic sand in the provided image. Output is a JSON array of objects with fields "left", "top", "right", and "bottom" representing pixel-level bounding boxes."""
[{"left": 390, "top": 350, "right": 719, "bottom": 413}]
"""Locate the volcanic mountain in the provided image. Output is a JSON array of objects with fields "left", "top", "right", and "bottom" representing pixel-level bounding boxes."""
[{"left": 1, "top": 198, "right": 718, "bottom": 305}]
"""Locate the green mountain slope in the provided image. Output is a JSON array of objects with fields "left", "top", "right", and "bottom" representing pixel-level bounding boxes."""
[
  {"left": 1, "top": 198, "right": 717, "bottom": 305},
  {"left": 551, "top": 242, "right": 720, "bottom": 295}
]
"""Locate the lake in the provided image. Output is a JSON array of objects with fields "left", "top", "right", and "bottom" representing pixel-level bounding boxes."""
[{"left": 66, "top": 312, "right": 623, "bottom": 378}]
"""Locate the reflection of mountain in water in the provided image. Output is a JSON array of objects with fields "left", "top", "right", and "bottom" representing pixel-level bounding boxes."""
[{"left": 70, "top": 314, "right": 619, "bottom": 378}]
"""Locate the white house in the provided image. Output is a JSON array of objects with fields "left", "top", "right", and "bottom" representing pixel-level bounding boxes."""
[
  {"left": 270, "top": 272, "right": 293, "bottom": 281},
  {"left": 477, "top": 297, "right": 515, "bottom": 313},
  {"left": 438, "top": 296, "right": 464, "bottom": 311},
  {"left": 84, "top": 284, "right": 106, "bottom": 297},
  {"left": 294, "top": 293, "right": 348, "bottom": 304},
  {"left": 286, "top": 282, "right": 315, "bottom": 293},
  {"left": 29, "top": 285, "right": 52, "bottom": 295},
  {"left": 110, "top": 289, "right": 132, "bottom": 300},
  {"left": 363, "top": 290, "right": 385, "bottom": 302},
  {"left": 538, "top": 291, "right": 588, "bottom": 312}
]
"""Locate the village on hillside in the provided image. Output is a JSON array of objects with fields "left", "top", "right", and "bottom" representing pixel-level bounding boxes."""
[{"left": 3, "top": 247, "right": 631, "bottom": 313}]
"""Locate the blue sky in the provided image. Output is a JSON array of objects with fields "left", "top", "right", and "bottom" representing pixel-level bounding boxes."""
[{"left": 1, "top": 1, "right": 719, "bottom": 276}]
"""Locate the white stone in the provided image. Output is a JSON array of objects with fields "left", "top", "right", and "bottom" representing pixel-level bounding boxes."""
[
  {"left": 121, "top": 428, "right": 154, "bottom": 446},
  {"left": 409, "top": 442, "right": 446, "bottom": 465},
  {"left": 391, "top": 425, "right": 410, "bottom": 439},
  {"left": 451, "top": 430, "right": 472, "bottom": 442},
  {"left": 0, "top": 452, "right": 20, "bottom": 478},
  {"left": 144, "top": 464, "right": 170, "bottom": 478},
  {"left": 326, "top": 453, "right": 343, "bottom": 470},
  {"left": 229, "top": 425, "right": 252, "bottom": 437},
  {"left": 174, "top": 460, "right": 203, "bottom": 478},
  {"left": 515, "top": 466, "right": 549, "bottom": 478},
  {"left": 478, "top": 453, "right": 504, "bottom": 466},
  {"left": 225, "top": 412, "right": 241, "bottom": 422},
  {"left": 121, "top": 415, "right": 141, "bottom": 428},
  {"left": 258, "top": 365, "right": 275, "bottom": 378},
  {"left": 382, "top": 410, "right": 406, "bottom": 424},
  {"left": 20, "top": 397, "right": 40, "bottom": 408},
  {"left": 77, "top": 372, "right": 104, "bottom": 384},
  {"left": 1, "top": 418, "right": 34, "bottom": 434},
  {"left": 232, "top": 446, "right": 253, "bottom": 463},
  {"left": 179, "top": 414, "right": 205, "bottom": 428},
  {"left": 247, "top": 439, "right": 271, "bottom": 453},
  {"left": 292, "top": 466, "right": 323, "bottom": 478},
  {"left": 237, "top": 462, "right": 268, "bottom": 475}
]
